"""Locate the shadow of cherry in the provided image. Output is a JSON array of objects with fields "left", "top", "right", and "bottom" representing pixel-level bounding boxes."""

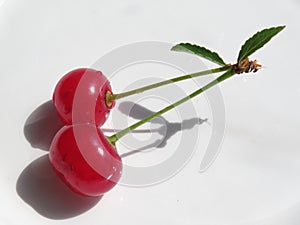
[
  {"left": 16, "top": 155, "right": 102, "bottom": 220},
  {"left": 20, "top": 101, "right": 103, "bottom": 219},
  {"left": 20, "top": 99, "right": 205, "bottom": 219},
  {"left": 23, "top": 100, "right": 64, "bottom": 151}
]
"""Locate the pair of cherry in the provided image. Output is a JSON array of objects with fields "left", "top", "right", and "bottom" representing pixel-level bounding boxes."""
[
  {"left": 48, "top": 25, "right": 284, "bottom": 197},
  {"left": 50, "top": 68, "right": 122, "bottom": 197}
]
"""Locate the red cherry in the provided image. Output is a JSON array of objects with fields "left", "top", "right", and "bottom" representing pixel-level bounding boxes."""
[
  {"left": 53, "top": 68, "right": 115, "bottom": 126},
  {"left": 49, "top": 124, "right": 122, "bottom": 197}
]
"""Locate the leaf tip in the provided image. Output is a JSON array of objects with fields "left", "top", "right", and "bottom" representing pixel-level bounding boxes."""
[
  {"left": 237, "top": 25, "right": 286, "bottom": 62},
  {"left": 170, "top": 43, "right": 188, "bottom": 51},
  {"left": 277, "top": 25, "right": 286, "bottom": 32},
  {"left": 170, "top": 45, "right": 177, "bottom": 51}
]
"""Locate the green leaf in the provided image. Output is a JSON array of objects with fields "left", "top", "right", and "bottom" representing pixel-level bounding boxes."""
[
  {"left": 238, "top": 25, "right": 285, "bottom": 62},
  {"left": 171, "top": 43, "right": 226, "bottom": 66}
]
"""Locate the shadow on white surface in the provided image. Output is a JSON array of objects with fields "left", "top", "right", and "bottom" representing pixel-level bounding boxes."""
[
  {"left": 116, "top": 101, "right": 208, "bottom": 157},
  {"left": 24, "top": 100, "right": 207, "bottom": 156},
  {"left": 23, "top": 100, "right": 64, "bottom": 151},
  {"left": 16, "top": 155, "right": 102, "bottom": 219},
  {"left": 20, "top": 99, "right": 206, "bottom": 219}
]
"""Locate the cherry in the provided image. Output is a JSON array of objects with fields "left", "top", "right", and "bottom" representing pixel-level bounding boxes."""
[
  {"left": 53, "top": 68, "right": 115, "bottom": 126},
  {"left": 49, "top": 124, "right": 122, "bottom": 197}
]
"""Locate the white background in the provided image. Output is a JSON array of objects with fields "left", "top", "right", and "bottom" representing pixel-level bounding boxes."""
[{"left": 0, "top": 0, "right": 300, "bottom": 224}]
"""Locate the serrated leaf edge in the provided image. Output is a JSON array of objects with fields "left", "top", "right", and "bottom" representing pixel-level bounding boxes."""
[{"left": 171, "top": 43, "right": 226, "bottom": 66}]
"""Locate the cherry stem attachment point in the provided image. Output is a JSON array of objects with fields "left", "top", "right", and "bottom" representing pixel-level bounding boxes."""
[{"left": 107, "top": 68, "right": 236, "bottom": 143}]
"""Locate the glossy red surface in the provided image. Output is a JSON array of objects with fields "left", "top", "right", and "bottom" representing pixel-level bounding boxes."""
[
  {"left": 52, "top": 68, "right": 115, "bottom": 126},
  {"left": 49, "top": 124, "right": 122, "bottom": 197}
]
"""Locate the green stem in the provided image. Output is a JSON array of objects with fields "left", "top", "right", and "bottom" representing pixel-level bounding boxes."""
[
  {"left": 108, "top": 68, "right": 235, "bottom": 143},
  {"left": 111, "top": 65, "right": 231, "bottom": 100}
]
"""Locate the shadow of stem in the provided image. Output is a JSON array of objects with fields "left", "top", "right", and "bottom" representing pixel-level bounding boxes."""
[{"left": 117, "top": 101, "right": 208, "bottom": 158}]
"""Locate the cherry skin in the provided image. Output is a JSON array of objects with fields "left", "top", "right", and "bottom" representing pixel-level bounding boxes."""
[
  {"left": 53, "top": 68, "right": 115, "bottom": 126},
  {"left": 49, "top": 124, "right": 122, "bottom": 197}
]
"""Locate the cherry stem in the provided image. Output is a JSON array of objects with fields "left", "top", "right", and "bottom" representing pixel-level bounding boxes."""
[
  {"left": 110, "top": 65, "right": 231, "bottom": 101},
  {"left": 107, "top": 67, "right": 235, "bottom": 143}
]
